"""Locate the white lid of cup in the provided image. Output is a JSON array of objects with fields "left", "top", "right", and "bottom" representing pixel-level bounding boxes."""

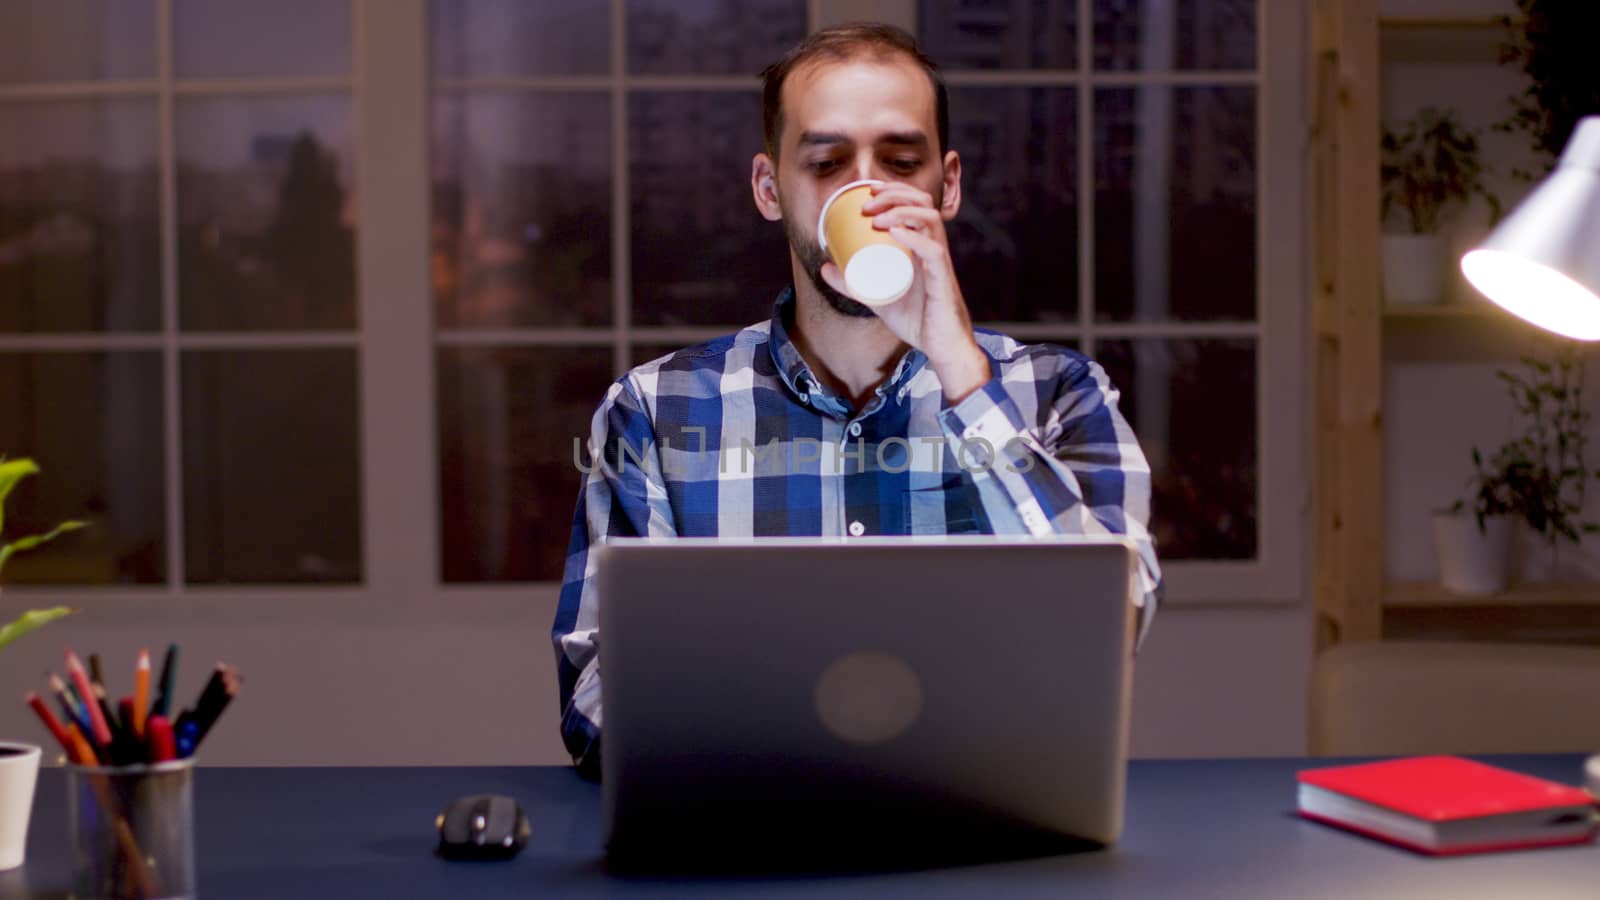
[
  {"left": 817, "top": 179, "right": 884, "bottom": 252},
  {"left": 845, "top": 244, "right": 913, "bottom": 306}
]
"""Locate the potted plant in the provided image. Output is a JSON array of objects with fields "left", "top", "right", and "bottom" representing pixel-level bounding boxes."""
[
  {"left": 0, "top": 458, "right": 83, "bottom": 871},
  {"left": 1435, "top": 346, "right": 1600, "bottom": 593},
  {"left": 1496, "top": 0, "right": 1600, "bottom": 180},
  {"left": 1380, "top": 107, "right": 1500, "bottom": 306},
  {"left": 1434, "top": 446, "right": 1518, "bottom": 595},
  {"left": 1494, "top": 346, "right": 1600, "bottom": 581}
]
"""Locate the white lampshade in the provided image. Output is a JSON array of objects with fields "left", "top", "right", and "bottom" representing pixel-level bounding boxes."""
[{"left": 1461, "top": 116, "right": 1600, "bottom": 340}]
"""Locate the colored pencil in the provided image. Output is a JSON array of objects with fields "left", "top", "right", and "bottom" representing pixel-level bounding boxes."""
[
  {"left": 147, "top": 715, "right": 176, "bottom": 763},
  {"left": 91, "top": 682, "right": 120, "bottom": 746},
  {"left": 25, "top": 692, "right": 73, "bottom": 758},
  {"left": 152, "top": 643, "right": 179, "bottom": 719},
  {"left": 116, "top": 697, "right": 142, "bottom": 765},
  {"left": 133, "top": 649, "right": 150, "bottom": 739},
  {"left": 183, "top": 663, "right": 240, "bottom": 753},
  {"left": 49, "top": 672, "right": 86, "bottom": 731},
  {"left": 66, "top": 722, "right": 98, "bottom": 766},
  {"left": 65, "top": 651, "right": 113, "bottom": 748}
]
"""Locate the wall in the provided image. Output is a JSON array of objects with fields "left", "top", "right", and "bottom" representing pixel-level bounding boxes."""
[
  {"left": 0, "top": 590, "right": 1315, "bottom": 765},
  {"left": 0, "top": 0, "right": 1320, "bottom": 765}
]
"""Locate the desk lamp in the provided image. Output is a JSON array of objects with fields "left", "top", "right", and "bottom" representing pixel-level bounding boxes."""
[
  {"left": 1461, "top": 115, "right": 1600, "bottom": 796},
  {"left": 1461, "top": 116, "right": 1600, "bottom": 340}
]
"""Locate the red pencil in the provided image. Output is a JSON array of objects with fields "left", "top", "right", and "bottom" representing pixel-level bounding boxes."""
[
  {"left": 25, "top": 692, "right": 73, "bottom": 757},
  {"left": 66, "top": 651, "right": 113, "bottom": 747}
]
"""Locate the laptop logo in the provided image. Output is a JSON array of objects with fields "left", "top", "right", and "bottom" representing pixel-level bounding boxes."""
[{"left": 814, "top": 652, "right": 923, "bottom": 745}]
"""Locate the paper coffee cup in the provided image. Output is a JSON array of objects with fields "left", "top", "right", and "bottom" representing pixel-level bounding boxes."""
[{"left": 817, "top": 180, "right": 914, "bottom": 307}]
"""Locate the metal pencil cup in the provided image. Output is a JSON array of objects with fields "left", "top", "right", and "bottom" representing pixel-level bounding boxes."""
[{"left": 66, "top": 758, "right": 196, "bottom": 900}]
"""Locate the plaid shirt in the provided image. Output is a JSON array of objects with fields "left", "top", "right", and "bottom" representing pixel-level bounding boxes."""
[{"left": 552, "top": 288, "right": 1163, "bottom": 772}]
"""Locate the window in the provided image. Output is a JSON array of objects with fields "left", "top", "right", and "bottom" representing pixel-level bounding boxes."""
[
  {"left": 3, "top": 1, "right": 1303, "bottom": 604},
  {"left": 429, "top": 0, "right": 805, "bottom": 582},
  {"left": 433, "top": 0, "right": 1303, "bottom": 600},
  {"left": 0, "top": 0, "right": 361, "bottom": 587}
]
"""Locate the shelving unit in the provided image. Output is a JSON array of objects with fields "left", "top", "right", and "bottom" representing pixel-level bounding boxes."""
[
  {"left": 1309, "top": 0, "right": 1600, "bottom": 652},
  {"left": 1385, "top": 581, "right": 1600, "bottom": 608},
  {"left": 1382, "top": 302, "right": 1499, "bottom": 319}
]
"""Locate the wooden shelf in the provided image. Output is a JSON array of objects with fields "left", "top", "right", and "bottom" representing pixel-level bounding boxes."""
[
  {"left": 1385, "top": 581, "right": 1600, "bottom": 608},
  {"left": 1378, "top": 15, "right": 1504, "bottom": 29},
  {"left": 1378, "top": 16, "right": 1509, "bottom": 63},
  {"left": 1382, "top": 302, "right": 1499, "bottom": 319}
]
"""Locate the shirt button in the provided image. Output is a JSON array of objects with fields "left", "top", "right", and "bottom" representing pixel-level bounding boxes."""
[
  {"left": 848, "top": 520, "right": 865, "bottom": 537},
  {"left": 848, "top": 422, "right": 862, "bottom": 437}
]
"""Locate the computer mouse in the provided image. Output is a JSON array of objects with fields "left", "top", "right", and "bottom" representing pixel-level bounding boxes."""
[{"left": 435, "top": 794, "right": 531, "bottom": 860}]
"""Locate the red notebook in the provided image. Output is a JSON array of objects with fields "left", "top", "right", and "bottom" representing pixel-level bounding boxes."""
[{"left": 1297, "top": 756, "right": 1598, "bottom": 855}]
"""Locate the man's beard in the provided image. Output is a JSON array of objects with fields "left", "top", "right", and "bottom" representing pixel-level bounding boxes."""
[{"left": 785, "top": 217, "right": 875, "bottom": 319}]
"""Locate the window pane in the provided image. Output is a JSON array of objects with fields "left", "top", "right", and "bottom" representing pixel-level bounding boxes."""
[
  {"left": 630, "top": 343, "right": 682, "bottom": 369},
  {"left": 1093, "top": 0, "right": 1255, "bottom": 71},
  {"left": 918, "top": 0, "right": 1077, "bottom": 70},
  {"left": 1094, "top": 86, "right": 1255, "bottom": 323},
  {"left": 438, "top": 346, "right": 615, "bottom": 582},
  {"left": 630, "top": 91, "right": 788, "bottom": 326},
  {"left": 431, "top": 0, "right": 608, "bottom": 78},
  {"left": 176, "top": 96, "right": 356, "bottom": 331},
  {"left": 432, "top": 92, "right": 612, "bottom": 328},
  {"left": 1096, "top": 338, "right": 1255, "bottom": 560},
  {"left": 0, "top": 352, "right": 164, "bottom": 584},
  {"left": 173, "top": 0, "right": 350, "bottom": 79},
  {"left": 0, "top": 0, "right": 156, "bottom": 84},
  {"left": 949, "top": 87, "right": 1078, "bottom": 323},
  {"left": 627, "top": 0, "right": 805, "bottom": 76},
  {"left": 182, "top": 349, "right": 361, "bottom": 584},
  {"left": 0, "top": 100, "right": 160, "bottom": 332}
]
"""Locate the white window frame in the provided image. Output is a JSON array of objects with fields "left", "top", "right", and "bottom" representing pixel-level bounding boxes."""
[{"left": 6, "top": 0, "right": 1304, "bottom": 624}]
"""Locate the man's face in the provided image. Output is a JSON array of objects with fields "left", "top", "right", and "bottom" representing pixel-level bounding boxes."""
[{"left": 760, "top": 55, "right": 951, "bottom": 318}]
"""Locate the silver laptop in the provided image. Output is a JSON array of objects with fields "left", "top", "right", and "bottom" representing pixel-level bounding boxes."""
[{"left": 596, "top": 535, "right": 1139, "bottom": 864}]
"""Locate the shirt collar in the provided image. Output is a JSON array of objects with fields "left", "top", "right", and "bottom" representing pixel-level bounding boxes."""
[{"left": 766, "top": 287, "right": 929, "bottom": 415}]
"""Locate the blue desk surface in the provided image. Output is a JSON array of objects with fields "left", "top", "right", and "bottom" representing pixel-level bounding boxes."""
[{"left": 6, "top": 755, "right": 1599, "bottom": 898}]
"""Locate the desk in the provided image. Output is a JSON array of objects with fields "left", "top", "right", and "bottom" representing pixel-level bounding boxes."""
[{"left": 6, "top": 755, "right": 1599, "bottom": 898}]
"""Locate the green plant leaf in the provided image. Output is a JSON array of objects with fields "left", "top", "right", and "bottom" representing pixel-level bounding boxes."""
[
  {"left": 0, "top": 606, "right": 73, "bottom": 652},
  {"left": 0, "top": 458, "right": 40, "bottom": 537},
  {"left": 0, "top": 520, "right": 87, "bottom": 577}
]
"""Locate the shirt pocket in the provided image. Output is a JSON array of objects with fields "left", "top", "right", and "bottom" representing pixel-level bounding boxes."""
[{"left": 904, "top": 476, "right": 988, "bottom": 535}]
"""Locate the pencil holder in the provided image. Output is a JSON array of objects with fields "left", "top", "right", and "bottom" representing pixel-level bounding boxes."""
[{"left": 65, "top": 757, "right": 196, "bottom": 900}]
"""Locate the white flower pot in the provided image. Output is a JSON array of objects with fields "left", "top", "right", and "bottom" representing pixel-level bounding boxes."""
[
  {"left": 0, "top": 742, "right": 40, "bottom": 870},
  {"left": 1382, "top": 233, "right": 1445, "bottom": 305},
  {"left": 1433, "top": 511, "right": 1511, "bottom": 595}
]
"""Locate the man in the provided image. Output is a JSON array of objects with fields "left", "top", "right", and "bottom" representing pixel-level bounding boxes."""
[{"left": 553, "top": 23, "right": 1163, "bottom": 778}]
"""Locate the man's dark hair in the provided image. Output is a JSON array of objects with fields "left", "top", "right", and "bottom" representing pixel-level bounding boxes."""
[{"left": 759, "top": 22, "right": 949, "bottom": 160}]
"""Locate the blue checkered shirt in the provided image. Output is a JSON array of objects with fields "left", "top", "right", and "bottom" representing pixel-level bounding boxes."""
[{"left": 552, "top": 288, "right": 1163, "bottom": 772}]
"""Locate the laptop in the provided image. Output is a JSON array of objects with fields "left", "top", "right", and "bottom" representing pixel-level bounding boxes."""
[{"left": 595, "top": 535, "right": 1139, "bottom": 865}]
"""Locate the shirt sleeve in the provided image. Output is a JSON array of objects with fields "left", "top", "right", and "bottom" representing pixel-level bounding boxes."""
[
  {"left": 552, "top": 375, "right": 676, "bottom": 776},
  {"left": 935, "top": 352, "right": 1165, "bottom": 649}
]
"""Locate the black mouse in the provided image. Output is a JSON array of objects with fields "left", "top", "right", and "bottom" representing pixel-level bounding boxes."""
[{"left": 436, "top": 794, "right": 531, "bottom": 860}]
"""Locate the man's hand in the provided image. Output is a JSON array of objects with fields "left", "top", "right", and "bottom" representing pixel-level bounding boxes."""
[{"left": 819, "top": 182, "right": 989, "bottom": 404}]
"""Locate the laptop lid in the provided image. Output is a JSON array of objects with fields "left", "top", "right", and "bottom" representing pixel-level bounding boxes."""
[{"left": 596, "top": 535, "right": 1138, "bottom": 860}]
